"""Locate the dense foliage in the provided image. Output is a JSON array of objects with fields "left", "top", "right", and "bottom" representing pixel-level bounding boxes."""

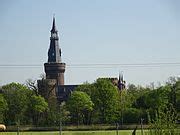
[
  {"left": 0, "top": 83, "right": 48, "bottom": 125},
  {"left": 67, "top": 91, "right": 94, "bottom": 125},
  {"left": 0, "top": 77, "right": 179, "bottom": 128}
]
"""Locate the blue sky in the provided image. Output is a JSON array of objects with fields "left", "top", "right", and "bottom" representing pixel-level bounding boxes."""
[{"left": 0, "top": 0, "right": 180, "bottom": 86}]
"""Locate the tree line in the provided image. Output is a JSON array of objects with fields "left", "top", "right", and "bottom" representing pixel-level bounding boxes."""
[{"left": 0, "top": 77, "right": 179, "bottom": 129}]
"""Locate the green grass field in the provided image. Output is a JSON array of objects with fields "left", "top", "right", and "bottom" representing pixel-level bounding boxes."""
[
  {"left": 0, "top": 130, "right": 149, "bottom": 135},
  {"left": 1, "top": 130, "right": 179, "bottom": 135}
]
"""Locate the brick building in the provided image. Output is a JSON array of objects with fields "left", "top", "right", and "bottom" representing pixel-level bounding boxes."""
[{"left": 38, "top": 17, "right": 125, "bottom": 102}]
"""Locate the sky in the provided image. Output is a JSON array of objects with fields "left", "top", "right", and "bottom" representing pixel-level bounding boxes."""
[{"left": 0, "top": 0, "right": 180, "bottom": 86}]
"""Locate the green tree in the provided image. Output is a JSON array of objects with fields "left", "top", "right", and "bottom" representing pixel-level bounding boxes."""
[
  {"left": 74, "top": 82, "right": 95, "bottom": 97},
  {"left": 148, "top": 104, "right": 177, "bottom": 135},
  {"left": 2, "top": 82, "right": 32, "bottom": 125},
  {"left": 44, "top": 95, "right": 59, "bottom": 126},
  {"left": 134, "top": 86, "right": 170, "bottom": 110},
  {"left": 0, "top": 94, "right": 8, "bottom": 123},
  {"left": 74, "top": 83, "right": 96, "bottom": 124},
  {"left": 127, "top": 84, "right": 150, "bottom": 109},
  {"left": 168, "top": 79, "right": 180, "bottom": 123},
  {"left": 123, "top": 108, "right": 143, "bottom": 123},
  {"left": 29, "top": 95, "right": 48, "bottom": 125},
  {"left": 93, "top": 78, "right": 119, "bottom": 124},
  {"left": 67, "top": 91, "right": 94, "bottom": 125},
  {"left": 59, "top": 102, "right": 71, "bottom": 124}
]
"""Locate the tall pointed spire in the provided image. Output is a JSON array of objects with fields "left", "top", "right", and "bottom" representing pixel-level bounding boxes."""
[
  {"left": 51, "top": 16, "right": 57, "bottom": 33},
  {"left": 44, "top": 16, "right": 66, "bottom": 85},
  {"left": 48, "top": 16, "right": 61, "bottom": 63},
  {"left": 121, "top": 72, "right": 123, "bottom": 82},
  {"left": 118, "top": 72, "right": 121, "bottom": 83},
  {"left": 119, "top": 71, "right": 124, "bottom": 82}
]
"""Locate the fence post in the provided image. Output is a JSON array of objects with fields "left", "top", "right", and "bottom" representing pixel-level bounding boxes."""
[
  {"left": 141, "top": 118, "right": 144, "bottom": 135},
  {"left": 17, "top": 126, "right": 19, "bottom": 135},
  {"left": 116, "top": 123, "right": 119, "bottom": 135}
]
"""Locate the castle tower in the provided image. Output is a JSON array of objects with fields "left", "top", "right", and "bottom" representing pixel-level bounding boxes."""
[{"left": 44, "top": 17, "right": 66, "bottom": 85}]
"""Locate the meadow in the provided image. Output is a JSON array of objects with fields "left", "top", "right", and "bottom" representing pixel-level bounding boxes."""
[{"left": 0, "top": 130, "right": 147, "bottom": 135}]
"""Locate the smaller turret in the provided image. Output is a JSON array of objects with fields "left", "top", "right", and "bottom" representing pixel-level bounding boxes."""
[{"left": 118, "top": 72, "right": 126, "bottom": 90}]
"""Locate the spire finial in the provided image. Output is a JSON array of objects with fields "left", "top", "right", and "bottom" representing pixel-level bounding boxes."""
[
  {"left": 51, "top": 15, "right": 57, "bottom": 32},
  {"left": 118, "top": 71, "right": 124, "bottom": 82},
  {"left": 121, "top": 71, "right": 123, "bottom": 82},
  {"left": 118, "top": 71, "right": 121, "bottom": 82}
]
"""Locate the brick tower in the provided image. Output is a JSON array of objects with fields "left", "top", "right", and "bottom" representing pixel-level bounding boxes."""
[{"left": 44, "top": 17, "right": 66, "bottom": 85}]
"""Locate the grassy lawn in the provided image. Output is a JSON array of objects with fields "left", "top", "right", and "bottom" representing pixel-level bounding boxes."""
[
  {"left": 0, "top": 130, "right": 148, "bottom": 135},
  {"left": 1, "top": 130, "right": 179, "bottom": 135}
]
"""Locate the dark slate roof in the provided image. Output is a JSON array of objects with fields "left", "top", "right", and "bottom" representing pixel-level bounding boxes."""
[
  {"left": 48, "top": 17, "right": 61, "bottom": 63},
  {"left": 57, "top": 85, "right": 78, "bottom": 102}
]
